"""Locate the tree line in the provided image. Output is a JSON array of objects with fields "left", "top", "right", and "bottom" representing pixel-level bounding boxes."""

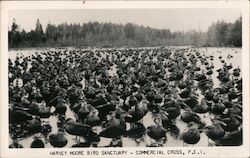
[{"left": 8, "top": 17, "right": 242, "bottom": 48}]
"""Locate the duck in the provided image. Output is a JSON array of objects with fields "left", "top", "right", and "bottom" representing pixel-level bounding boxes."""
[
  {"left": 95, "top": 101, "right": 116, "bottom": 120},
  {"left": 125, "top": 103, "right": 147, "bottom": 123},
  {"left": 125, "top": 122, "right": 146, "bottom": 142},
  {"left": 184, "top": 94, "right": 198, "bottom": 109},
  {"left": 85, "top": 109, "right": 101, "bottom": 127},
  {"left": 55, "top": 97, "right": 67, "bottom": 115},
  {"left": 154, "top": 94, "right": 163, "bottom": 104},
  {"left": 49, "top": 128, "right": 68, "bottom": 148},
  {"left": 84, "top": 87, "right": 96, "bottom": 99},
  {"left": 9, "top": 106, "right": 33, "bottom": 124},
  {"left": 179, "top": 88, "right": 191, "bottom": 98},
  {"left": 226, "top": 103, "right": 241, "bottom": 116},
  {"left": 128, "top": 95, "right": 138, "bottom": 107},
  {"left": 77, "top": 103, "right": 91, "bottom": 121},
  {"left": 90, "top": 92, "right": 108, "bottom": 107},
  {"left": 134, "top": 90, "right": 143, "bottom": 102},
  {"left": 178, "top": 81, "right": 187, "bottom": 89},
  {"left": 221, "top": 114, "right": 241, "bottom": 132},
  {"left": 217, "top": 128, "right": 242, "bottom": 146},
  {"left": 27, "top": 116, "right": 42, "bottom": 134},
  {"left": 145, "top": 91, "right": 155, "bottom": 103},
  {"left": 37, "top": 101, "right": 51, "bottom": 118},
  {"left": 99, "top": 112, "right": 126, "bottom": 139},
  {"left": 205, "top": 120, "right": 225, "bottom": 145},
  {"left": 211, "top": 102, "right": 225, "bottom": 115},
  {"left": 228, "top": 88, "right": 238, "bottom": 100},
  {"left": 64, "top": 118, "right": 95, "bottom": 143},
  {"left": 157, "top": 110, "right": 172, "bottom": 129},
  {"left": 233, "top": 68, "right": 240, "bottom": 77},
  {"left": 194, "top": 73, "right": 206, "bottom": 81},
  {"left": 163, "top": 99, "right": 181, "bottom": 119},
  {"left": 182, "top": 122, "right": 200, "bottom": 146},
  {"left": 193, "top": 98, "right": 209, "bottom": 114},
  {"left": 146, "top": 117, "right": 167, "bottom": 146},
  {"left": 181, "top": 111, "right": 201, "bottom": 124},
  {"left": 9, "top": 139, "right": 23, "bottom": 148},
  {"left": 30, "top": 136, "right": 45, "bottom": 148}
]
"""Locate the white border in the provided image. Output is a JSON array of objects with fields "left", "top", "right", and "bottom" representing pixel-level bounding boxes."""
[{"left": 1, "top": 1, "right": 249, "bottom": 158}]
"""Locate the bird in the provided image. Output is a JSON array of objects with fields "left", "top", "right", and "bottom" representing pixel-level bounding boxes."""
[
  {"left": 205, "top": 120, "right": 225, "bottom": 146},
  {"left": 182, "top": 122, "right": 200, "bottom": 146},
  {"left": 181, "top": 111, "right": 201, "bottom": 124},
  {"left": 193, "top": 98, "right": 209, "bottom": 114},
  {"left": 217, "top": 128, "right": 242, "bottom": 146},
  {"left": 125, "top": 103, "right": 147, "bottom": 124},
  {"left": 49, "top": 128, "right": 68, "bottom": 148},
  {"left": 163, "top": 99, "right": 181, "bottom": 120},
  {"left": 221, "top": 114, "right": 241, "bottom": 132},
  {"left": 9, "top": 138, "right": 23, "bottom": 148},
  {"left": 146, "top": 116, "right": 167, "bottom": 146},
  {"left": 85, "top": 109, "right": 101, "bottom": 127},
  {"left": 55, "top": 98, "right": 67, "bottom": 115},
  {"left": 77, "top": 103, "right": 91, "bottom": 121},
  {"left": 27, "top": 116, "right": 42, "bottom": 134},
  {"left": 64, "top": 118, "right": 95, "bottom": 144},
  {"left": 37, "top": 103, "right": 51, "bottom": 119},
  {"left": 99, "top": 112, "right": 126, "bottom": 139},
  {"left": 30, "top": 136, "right": 45, "bottom": 148}
]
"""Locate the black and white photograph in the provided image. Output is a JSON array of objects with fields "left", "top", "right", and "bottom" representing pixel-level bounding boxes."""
[{"left": 1, "top": 1, "right": 250, "bottom": 158}]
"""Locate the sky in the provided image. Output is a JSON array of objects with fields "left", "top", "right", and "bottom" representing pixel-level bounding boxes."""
[{"left": 8, "top": 9, "right": 241, "bottom": 32}]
